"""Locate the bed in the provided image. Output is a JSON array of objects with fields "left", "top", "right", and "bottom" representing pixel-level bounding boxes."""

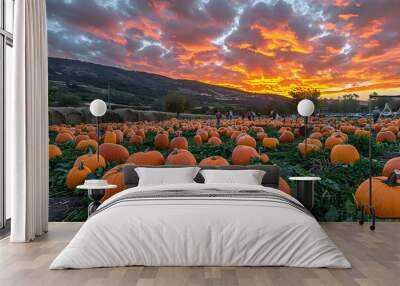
[{"left": 50, "top": 165, "right": 351, "bottom": 269}]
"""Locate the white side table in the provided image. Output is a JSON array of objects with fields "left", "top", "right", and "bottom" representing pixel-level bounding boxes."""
[
  {"left": 77, "top": 184, "right": 117, "bottom": 215},
  {"left": 289, "top": 177, "right": 321, "bottom": 210}
]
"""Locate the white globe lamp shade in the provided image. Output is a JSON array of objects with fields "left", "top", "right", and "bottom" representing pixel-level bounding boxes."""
[
  {"left": 90, "top": 99, "right": 107, "bottom": 117},
  {"left": 297, "top": 99, "right": 315, "bottom": 117}
]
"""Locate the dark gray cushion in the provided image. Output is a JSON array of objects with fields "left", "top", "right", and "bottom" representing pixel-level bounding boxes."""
[{"left": 123, "top": 165, "right": 280, "bottom": 190}]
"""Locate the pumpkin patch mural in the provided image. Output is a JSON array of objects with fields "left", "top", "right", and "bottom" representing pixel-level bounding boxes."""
[
  {"left": 49, "top": 115, "right": 400, "bottom": 221},
  {"left": 47, "top": 0, "right": 400, "bottom": 221}
]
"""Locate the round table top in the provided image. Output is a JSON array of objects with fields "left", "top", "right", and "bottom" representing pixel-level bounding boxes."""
[
  {"left": 76, "top": 184, "right": 117, "bottom": 190},
  {"left": 289, "top": 176, "right": 321, "bottom": 181}
]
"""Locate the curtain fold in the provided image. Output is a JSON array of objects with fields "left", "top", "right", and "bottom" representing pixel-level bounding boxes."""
[{"left": 8, "top": 0, "right": 48, "bottom": 242}]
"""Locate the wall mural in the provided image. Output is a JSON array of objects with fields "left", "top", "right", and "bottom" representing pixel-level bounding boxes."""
[{"left": 47, "top": 0, "right": 400, "bottom": 222}]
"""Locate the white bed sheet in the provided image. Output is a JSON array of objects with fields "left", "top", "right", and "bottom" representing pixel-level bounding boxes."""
[{"left": 50, "top": 183, "right": 351, "bottom": 269}]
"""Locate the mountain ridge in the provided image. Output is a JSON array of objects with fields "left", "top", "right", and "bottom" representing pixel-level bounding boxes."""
[{"left": 48, "top": 57, "right": 289, "bottom": 114}]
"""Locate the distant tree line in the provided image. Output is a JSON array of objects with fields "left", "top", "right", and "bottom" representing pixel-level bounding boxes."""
[{"left": 49, "top": 82, "right": 400, "bottom": 117}]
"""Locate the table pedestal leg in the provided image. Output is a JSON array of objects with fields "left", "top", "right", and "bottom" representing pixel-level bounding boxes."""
[
  {"left": 87, "top": 189, "right": 105, "bottom": 216},
  {"left": 296, "top": 181, "right": 315, "bottom": 210}
]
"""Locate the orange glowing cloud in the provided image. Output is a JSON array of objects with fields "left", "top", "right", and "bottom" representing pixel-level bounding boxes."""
[{"left": 338, "top": 14, "right": 359, "bottom": 21}]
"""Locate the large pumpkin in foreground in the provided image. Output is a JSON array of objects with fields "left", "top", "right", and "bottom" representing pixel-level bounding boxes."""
[
  {"left": 355, "top": 176, "right": 400, "bottom": 217},
  {"left": 127, "top": 150, "right": 165, "bottom": 166},
  {"left": 278, "top": 177, "right": 292, "bottom": 195},
  {"left": 101, "top": 164, "right": 130, "bottom": 202},
  {"left": 262, "top": 137, "right": 279, "bottom": 149},
  {"left": 49, "top": 144, "right": 62, "bottom": 159},
  {"left": 231, "top": 145, "right": 258, "bottom": 165},
  {"left": 166, "top": 149, "right": 196, "bottom": 166},
  {"left": 99, "top": 143, "right": 129, "bottom": 162},
  {"left": 154, "top": 133, "right": 169, "bottom": 150},
  {"left": 66, "top": 162, "right": 92, "bottom": 190},
  {"left": 330, "top": 144, "right": 360, "bottom": 164},
  {"left": 382, "top": 157, "right": 400, "bottom": 177},
  {"left": 278, "top": 131, "right": 294, "bottom": 143},
  {"left": 73, "top": 153, "right": 106, "bottom": 172},
  {"left": 199, "top": 156, "right": 229, "bottom": 166}
]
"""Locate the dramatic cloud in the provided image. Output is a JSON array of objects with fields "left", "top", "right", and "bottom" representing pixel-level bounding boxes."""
[{"left": 47, "top": 0, "right": 400, "bottom": 98}]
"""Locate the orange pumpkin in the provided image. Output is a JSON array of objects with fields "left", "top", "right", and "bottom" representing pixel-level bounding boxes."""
[
  {"left": 262, "top": 137, "right": 279, "bottom": 149},
  {"left": 355, "top": 129, "right": 370, "bottom": 138},
  {"left": 73, "top": 153, "right": 106, "bottom": 172},
  {"left": 382, "top": 157, "right": 400, "bottom": 177},
  {"left": 99, "top": 143, "right": 129, "bottom": 162},
  {"left": 309, "top": 132, "right": 323, "bottom": 140},
  {"left": 193, "top": 134, "right": 203, "bottom": 145},
  {"left": 55, "top": 132, "right": 74, "bottom": 144},
  {"left": 75, "top": 134, "right": 90, "bottom": 146},
  {"left": 127, "top": 150, "right": 165, "bottom": 165},
  {"left": 154, "top": 133, "right": 170, "bottom": 149},
  {"left": 49, "top": 144, "right": 62, "bottom": 159},
  {"left": 88, "top": 131, "right": 98, "bottom": 141},
  {"left": 104, "top": 131, "right": 117, "bottom": 144},
  {"left": 208, "top": 136, "right": 222, "bottom": 145},
  {"left": 101, "top": 164, "right": 128, "bottom": 202},
  {"left": 324, "top": 135, "right": 343, "bottom": 150},
  {"left": 136, "top": 129, "right": 146, "bottom": 139},
  {"left": 298, "top": 142, "right": 319, "bottom": 155},
  {"left": 169, "top": 137, "right": 189, "bottom": 150},
  {"left": 199, "top": 156, "right": 229, "bottom": 166},
  {"left": 231, "top": 145, "right": 259, "bottom": 165},
  {"left": 114, "top": 130, "right": 124, "bottom": 143},
  {"left": 279, "top": 131, "right": 294, "bottom": 143},
  {"left": 65, "top": 161, "right": 92, "bottom": 190},
  {"left": 376, "top": 131, "right": 396, "bottom": 143},
  {"left": 129, "top": 134, "right": 144, "bottom": 145},
  {"left": 303, "top": 138, "right": 322, "bottom": 149},
  {"left": 259, "top": 153, "right": 269, "bottom": 163},
  {"left": 383, "top": 125, "right": 399, "bottom": 134},
  {"left": 197, "top": 130, "right": 209, "bottom": 141},
  {"left": 330, "top": 144, "right": 360, "bottom": 164},
  {"left": 278, "top": 177, "right": 291, "bottom": 195},
  {"left": 355, "top": 176, "right": 400, "bottom": 217},
  {"left": 257, "top": 132, "right": 268, "bottom": 141},
  {"left": 75, "top": 139, "right": 98, "bottom": 151},
  {"left": 230, "top": 130, "right": 241, "bottom": 141},
  {"left": 166, "top": 149, "right": 196, "bottom": 166},
  {"left": 236, "top": 134, "right": 257, "bottom": 148}
]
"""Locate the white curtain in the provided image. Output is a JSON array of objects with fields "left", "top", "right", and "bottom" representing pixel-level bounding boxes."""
[{"left": 7, "top": 0, "right": 48, "bottom": 242}]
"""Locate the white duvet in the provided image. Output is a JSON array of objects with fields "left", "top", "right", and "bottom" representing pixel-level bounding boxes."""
[{"left": 50, "top": 183, "right": 351, "bottom": 269}]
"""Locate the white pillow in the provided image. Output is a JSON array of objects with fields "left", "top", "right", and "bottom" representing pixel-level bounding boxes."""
[
  {"left": 200, "top": 169, "right": 266, "bottom": 185},
  {"left": 135, "top": 167, "right": 200, "bottom": 186}
]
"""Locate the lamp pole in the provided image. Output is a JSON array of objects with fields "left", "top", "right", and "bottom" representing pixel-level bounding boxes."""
[
  {"left": 297, "top": 99, "right": 314, "bottom": 158},
  {"left": 90, "top": 99, "right": 107, "bottom": 164},
  {"left": 96, "top": 116, "right": 100, "bottom": 162},
  {"left": 304, "top": 116, "right": 308, "bottom": 158}
]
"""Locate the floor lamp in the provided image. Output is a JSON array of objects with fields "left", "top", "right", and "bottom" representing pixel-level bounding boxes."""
[
  {"left": 297, "top": 99, "right": 315, "bottom": 156},
  {"left": 89, "top": 99, "right": 107, "bottom": 162},
  {"left": 359, "top": 94, "right": 400, "bottom": 231}
]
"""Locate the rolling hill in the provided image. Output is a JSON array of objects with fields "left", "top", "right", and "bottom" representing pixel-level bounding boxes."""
[{"left": 48, "top": 57, "right": 290, "bottom": 114}]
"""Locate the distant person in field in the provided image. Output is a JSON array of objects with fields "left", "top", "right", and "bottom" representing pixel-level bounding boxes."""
[
  {"left": 228, "top": 110, "right": 233, "bottom": 120},
  {"left": 270, "top": 110, "right": 275, "bottom": 119},
  {"left": 247, "top": 111, "right": 251, "bottom": 121},
  {"left": 251, "top": 111, "right": 256, "bottom": 121},
  {"left": 216, "top": 110, "right": 222, "bottom": 126},
  {"left": 373, "top": 107, "right": 380, "bottom": 123}
]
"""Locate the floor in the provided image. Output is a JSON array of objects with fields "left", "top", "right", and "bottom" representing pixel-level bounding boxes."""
[{"left": 0, "top": 222, "right": 399, "bottom": 286}]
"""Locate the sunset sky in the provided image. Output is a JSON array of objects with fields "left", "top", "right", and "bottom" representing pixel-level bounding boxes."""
[{"left": 47, "top": 0, "right": 400, "bottom": 99}]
